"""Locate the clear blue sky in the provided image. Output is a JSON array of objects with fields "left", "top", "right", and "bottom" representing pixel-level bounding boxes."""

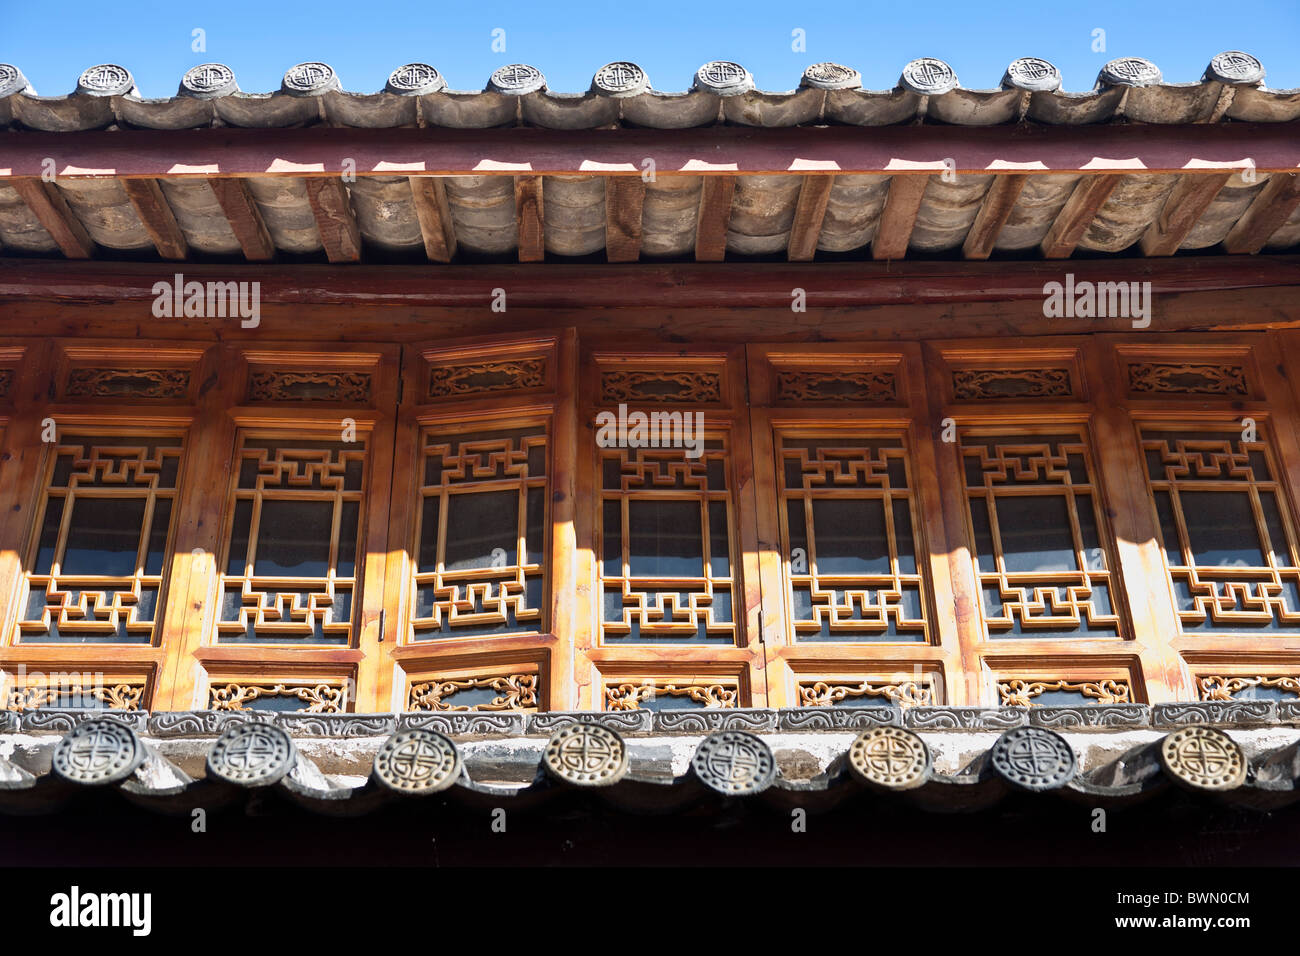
[{"left": 3, "top": 0, "right": 1297, "bottom": 97}]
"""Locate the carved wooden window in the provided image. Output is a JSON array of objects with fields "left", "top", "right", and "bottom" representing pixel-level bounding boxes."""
[
  {"left": 796, "top": 678, "right": 935, "bottom": 707},
  {"left": 216, "top": 433, "right": 367, "bottom": 645},
  {"left": 777, "top": 434, "right": 927, "bottom": 642},
  {"left": 208, "top": 680, "right": 347, "bottom": 712},
  {"left": 411, "top": 424, "right": 549, "bottom": 641},
  {"left": 1197, "top": 675, "right": 1300, "bottom": 700},
  {"left": 1141, "top": 424, "right": 1300, "bottom": 635},
  {"left": 407, "top": 672, "right": 540, "bottom": 712},
  {"left": 996, "top": 678, "right": 1134, "bottom": 707},
  {"left": 960, "top": 430, "right": 1124, "bottom": 639},
  {"left": 3, "top": 671, "right": 148, "bottom": 712},
  {"left": 15, "top": 434, "right": 185, "bottom": 645},
  {"left": 604, "top": 678, "right": 740, "bottom": 710}
]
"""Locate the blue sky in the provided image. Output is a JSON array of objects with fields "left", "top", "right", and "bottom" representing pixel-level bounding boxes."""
[{"left": 3, "top": 0, "right": 1298, "bottom": 97}]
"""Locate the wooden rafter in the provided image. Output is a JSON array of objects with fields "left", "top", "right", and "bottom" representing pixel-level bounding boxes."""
[
  {"left": 604, "top": 176, "right": 645, "bottom": 263},
  {"left": 408, "top": 176, "right": 457, "bottom": 263},
  {"left": 208, "top": 178, "right": 275, "bottom": 262},
  {"left": 303, "top": 178, "right": 362, "bottom": 263},
  {"left": 695, "top": 176, "right": 736, "bottom": 263},
  {"left": 1222, "top": 172, "right": 1300, "bottom": 255},
  {"left": 10, "top": 178, "right": 94, "bottom": 259},
  {"left": 962, "top": 174, "right": 1027, "bottom": 260},
  {"left": 1140, "top": 172, "right": 1232, "bottom": 256},
  {"left": 1040, "top": 174, "right": 1121, "bottom": 259},
  {"left": 120, "top": 178, "right": 188, "bottom": 261},
  {"left": 872, "top": 175, "right": 928, "bottom": 261},
  {"left": 787, "top": 174, "right": 834, "bottom": 262},
  {"left": 514, "top": 175, "right": 544, "bottom": 263}
]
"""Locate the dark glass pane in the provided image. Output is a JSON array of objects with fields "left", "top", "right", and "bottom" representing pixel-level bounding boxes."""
[
  {"left": 707, "top": 502, "right": 729, "bottom": 577},
  {"left": 994, "top": 495, "right": 1077, "bottom": 574},
  {"left": 445, "top": 490, "right": 518, "bottom": 570},
  {"left": 1249, "top": 451, "right": 1272, "bottom": 482},
  {"left": 886, "top": 458, "right": 907, "bottom": 489},
  {"left": 1260, "top": 491, "right": 1291, "bottom": 567},
  {"left": 337, "top": 501, "right": 359, "bottom": 578},
  {"left": 34, "top": 497, "right": 65, "bottom": 575},
  {"left": 785, "top": 457, "right": 805, "bottom": 491},
  {"left": 61, "top": 498, "right": 146, "bottom": 576},
  {"left": 344, "top": 458, "right": 364, "bottom": 491},
  {"left": 1075, "top": 494, "right": 1106, "bottom": 570},
  {"left": 602, "top": 500, "right": 622, "bottom": 576},
  {"left": 1153, "top": 491, "right": 1182, "bottom": 567},
  {"left": 1179, "top": 491, "right": 1265, "bottom": 567},
  {"left": 528, "top": 443, "right": 546, "bottom": 477},
  {"left": 963, "top": 451, "right": 987, "bottom": 489},
  {"left": 227, "top": 499, "right": 254, "bottom": 575},
  {"left": 628, "top": 500, "right": 703, "bottom": 577},
  {"left": 811, "top": 498, "right": 889, "bottom": 575},
  {"left": 602, "top": 457, "right": 623, "bottom": 491},
  {"left": 1066, "top": 453, "right": 1089, "bottom": 486},
  {"left": 893, "top": 499, "right": 917, "bottom": 575},
  {"left": 786, "top": 500, "right": 809, "bottom": 562},
  {"left": 706, "top": 460, "right": 727, "bottom": 490},
  {"left": 144, "top": 499, "right": 172, "bottom": 576},
  {"left": 526, "top": 487, "right": 545, "bottom": 565},
  {"left": 253, "top": 500, "right": 333, "bottom": 577},
  {"left": 417, "top": 496, "right": 440, "bottom": 572},
  {"left": 969, "top": 496, "right": 994, "bottom": 566}
]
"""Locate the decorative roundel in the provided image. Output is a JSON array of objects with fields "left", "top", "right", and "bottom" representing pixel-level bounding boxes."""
[
  {"left": 206, "top": 721, "right": 295, "bottom": 787},
  {"left": 1160, "top": 727, "right": 1247, "bottom": 791},
  {"left": 1002, "top": 57, "right": 1062, "bottom": 92},
  {"left": 0, "top": 63, "right": 31, "bottom": 98},
  {"left": 848, "top": 727, "right": 931, "bottom": 791},
  {"left": 281, "top": 61, "right": 339, "bottom": 96},
  {"left": 592, "top": 61, "right": 649, "bottom": 98},
  {"left": 1098, "top": 57, "right": 1162, "bottom": 88},
  {"left": 801, "top": 62, "right": 862, "bottom": 91},
  {"left": 900, "top": 57, "right": 958, "bottom": 95},
  {"left": 488, "top": 63, "right": 545, "bottom": 95},
  {"left": 691, "top": 730, "right": 776, "bottom": 795},
  {"left": 1207, "top": 51, "right": 1265, "bottom": 85},
  {"left": 989, "top": 726, "right": 1077, "bottom": 791},
  {"left": 77, "top": 64, "right": 135, "bottom": 97},
  {"left": 694, "top": 60, "right": 753, "bottom": 96},
  {"left": 52, "top": 718, "right": 145, "bottom": 786},
  {"left": 386, "top": 63, "right": 446, "bottom": 96},
  {"left": 543, "top": 722, "right": 630, "bottom": 786},
  {"left": 180, "top": 63, "right": 238, "bottom": 99},
  {"left": 372, "top": 728, "right": 461, "bottom": 794}
]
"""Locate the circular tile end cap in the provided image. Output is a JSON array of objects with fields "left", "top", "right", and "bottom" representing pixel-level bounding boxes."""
[
  {"left": 990, "top": 726, "right": 1077, "bottom": 791},
  {"left": 900, "top": 58, "right": 959, "bottom": 95},
  {"left": 543, "top": 722, "right": 630, "bottom": 786},
  {"left": 387, "top": 63, "right": 446, "bottom": 96},
  {"left": 1002, "top": 57, "right": 1062, "bottom": 92},
  {"left": 801, "top": 62, "right": 862, "bottom": 91},
  {"left": 591, "top": 61, "right": 649, "bottom": 98},
  {"left": 0, "top": 64, "right": 33, "bottom": 99},
  {"left": 1160, "top": 726, "right": 1247, "bottom": 791},
  {"left": 1206, "top": 51, "right": 1265, "bottom": 86},
  {"left": 206, "top": 721, "right": 296, "bottom": 787},
  {"left": 180, "top": 63, "right": 239, "bottom": 99},
  {"left": 52, "top": 718, "right": 146, "bottom": 786},
  {"left": 488, "top": 63, "right": 546, "bottom": 96},
  {"left": 372, "top": 728, "right": 462, "bottom": 794},
  {"left": 691, "top": 730, "right": 776, "bottom": 795},
  {"left": 281, "top": 61, "right": 340, "bottom": 96},
  {"left": 848, "top": 726, "right": 932, "bottom": 791},
  {"left": 1098, "top": 57, "right": 1163, "bottom": 88},
  {"left": 694, "top": 61, "right": 754, "bottom": 96},
  {"left": 77, "top": 64, "right": 137, "bottom": 97}
]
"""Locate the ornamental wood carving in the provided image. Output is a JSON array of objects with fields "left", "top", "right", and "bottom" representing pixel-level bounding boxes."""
[
  {"left": 997, "top": 679, "right": 1133, "bottom": 707},
  {"left": 774, "top": 369, "right": 897, "bottom": 403},
  {"left": 208, "top": 682, "right": 345, "bottom": 713},
  {"left": 1127, "top": 363, "right": 1248, "bottom": 396},
  {"left": 66, "top": 368, "right": 190, "bottom": 400},
  {"left": 407, "top": 674, "right": 538, "bottom": 712},
  {"left": 604, "top": 681, "right": 738, "bottom": 710},
  {"left": 600, "top": 370, "right": 722, "bottom": 404},
  {"left": 1198, "top": 675, "right": 1300, "bottom": 700},
  {"left": 248, "top": 370, "right": 372, "bottom": 403},
  {"left": 427, "top": 359, "right": 546, "bottom": 398},
  {"left": 5, "top": 681, "right": 145, "bottom": 712},
  {"left": 797, "top": 680, "right": 932, "bottom": 707},
  {"left": 951, "top": 368, "right": 1071, "bottom": 400}
]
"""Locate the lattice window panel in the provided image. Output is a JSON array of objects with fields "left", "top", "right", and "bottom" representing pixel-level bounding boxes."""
[
  {"left": 207, "top": 681, "right": 347, "bottom": 713},
  {"left": 996, "top": 679, "right": 1133, "bottom": 707},
  {"left": 410, "top": 425, "right": 548, "bottom": 641},
  {"left": 778, "top": 435, "right": 928, "bottom": 642},
  {"left": 961, "top": 431, "right": 1124, "bottom": 639},
  {"left": 216, "top": 435, "right": 367, "bottom": 645},
  {"left": 604, "top": 679, "right": 740, "bottom": 710},
  {"left": 796, "top": 679, "right": 934, "bottom": 707},
  {"left": 16, "top": 435, "right": 184, "bottom": 644},
  {"left": 598, "top": 437, "right": 737, "bottom": 644},
  {"left": 1142, "top": 426, "right": 1300, "bottom": 635},
  {"left": 1197, "top": 675, "right": 1300, "bottom": 700},
  {"left": 406, "top": 674, "right": 539, "bottom": 712}
]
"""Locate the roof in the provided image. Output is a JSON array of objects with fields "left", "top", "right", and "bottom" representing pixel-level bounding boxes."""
[{"left": 4, "top": 703, "right": 1300, "bottom": 819}]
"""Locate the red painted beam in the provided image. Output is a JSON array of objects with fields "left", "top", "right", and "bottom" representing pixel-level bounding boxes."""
[
  {"left": 0, "top": 124, "right": 1296, "bottom": 179},
  {"left": 1, "top": 256, "right": 1295, "bottom": 309}
]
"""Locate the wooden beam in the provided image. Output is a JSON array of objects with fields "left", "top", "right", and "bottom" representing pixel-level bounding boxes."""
[
  {"left": 9, "top": 178, "right": 94, "bottom": 259},
  {"left": 3, "top": 124, "right": 1298, "bottom": 179},
  {"left": 695, "top": 176, "right": 736, "bottom": 263},
  {"left": 1222, "top": 172, "right": 1300, "bottom": 255},
  {"left": 303, "top": 178, "right": 362, "bottom": 263},
  {"left": 408, "top": 176, "right": 457, "bottom": 263},
  {"left": 514, "top": 175, "right": 544, "bottom": 263},
  {"left": 208, "top": 178, "right": 275, "bottom": 262},
  {"left": 962, "top": 174, "right": 1027, "bottom": 260},
  {"left": 120, "top": 178, "right": 188, "bottom": 261},
  {"left": 604, "top": 176, "right": 645, "bottom": 263},
  {"left": 872, "top": 175, "right": 928, "bottom": 261},
  {"left": 787, "top": 174, "right": 834, "bottom": 262},
  {"left": 6, "top": 256, "right": 1293, "bottom": 310},
  {"left": 1040, "top": 174, "right": 1121, "bottom": 259},
  {"left": 1140, "top": 172, "right": 1232, "bottom": 256}
]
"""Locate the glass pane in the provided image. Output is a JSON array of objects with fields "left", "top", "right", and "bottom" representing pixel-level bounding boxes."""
[
  {"left": 1179, "top": 491, "right": 1265, "bottom": 567},
  {"left": 61, "top": 498, "right": 146, "bottom": 576},
  {"left": 628, "top": 500, "right": 703, "bottom": 577},
  {"left": 994, "top": 495, "right": 1077, "bottom": 574},
  {"left": 253, "top": 500, "right": 334, "bottom": 577},
  {"left": 811, "top": 498, "right": 889, "bottom": 575},
  {"left": 444, "top": 490, "right": 519, "bottom": 570}
]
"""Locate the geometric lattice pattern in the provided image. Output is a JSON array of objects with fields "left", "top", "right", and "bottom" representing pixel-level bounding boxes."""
[
  {"left": 961, "top": 431, "right": 1123, "bottom": 639},
  {"left": 1142, "top": 426, "right": 1300, "bottom": 635},
  {"left": 410, "top": 426, "right": 548, "bottom": 641},
  {"left": 17, "top": 435, "right": 185, "bottom": 644},
  {"left": 216, "top": 436, "right": 366, "bottom": 645},
  {"left": 779, "top": 436, "right": 928, "bottom": 642}
]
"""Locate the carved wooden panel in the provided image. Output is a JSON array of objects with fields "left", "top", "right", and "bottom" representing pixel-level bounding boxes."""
[
  {"left": 952, "top": 368, "right": 1071, "bottom": 401},
  {"left": 407, "top": 674, "right": 538, "bottom": 711},
  {"left": 208, "top": 681, "right": 346, "bottom": 712},
  {"left": 601, "top": 370, "right": 722, "bottom": 404},
  {"left": 996, "top": 679, "right": 1133, "bottom": 707},
  {"left": 604, "top": 679, "right": 739, "bottom": 710},
  {"left": 248, "top": 370, "right": 372, "bottom": 403},
  {"left": 796, "top": 679, "right": 933, "bottom": 707},
  {"left": 1197, "top": 675, "right": 1300, "bottom": 700},
  {"left": 1128, "top": 363, "right": 1248, "bottom": 396},
  {"left": 4, "top": 678, "right": 146, "bottom": 712},
  {"left": 774, "top": 369, "right": 896, "bottom": 403},
  {"left": 427, "top": 358, "right": 546, "bottom": 399},
  {"left": 66, "top": 368, "right": 191, "bottom": 400}
]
